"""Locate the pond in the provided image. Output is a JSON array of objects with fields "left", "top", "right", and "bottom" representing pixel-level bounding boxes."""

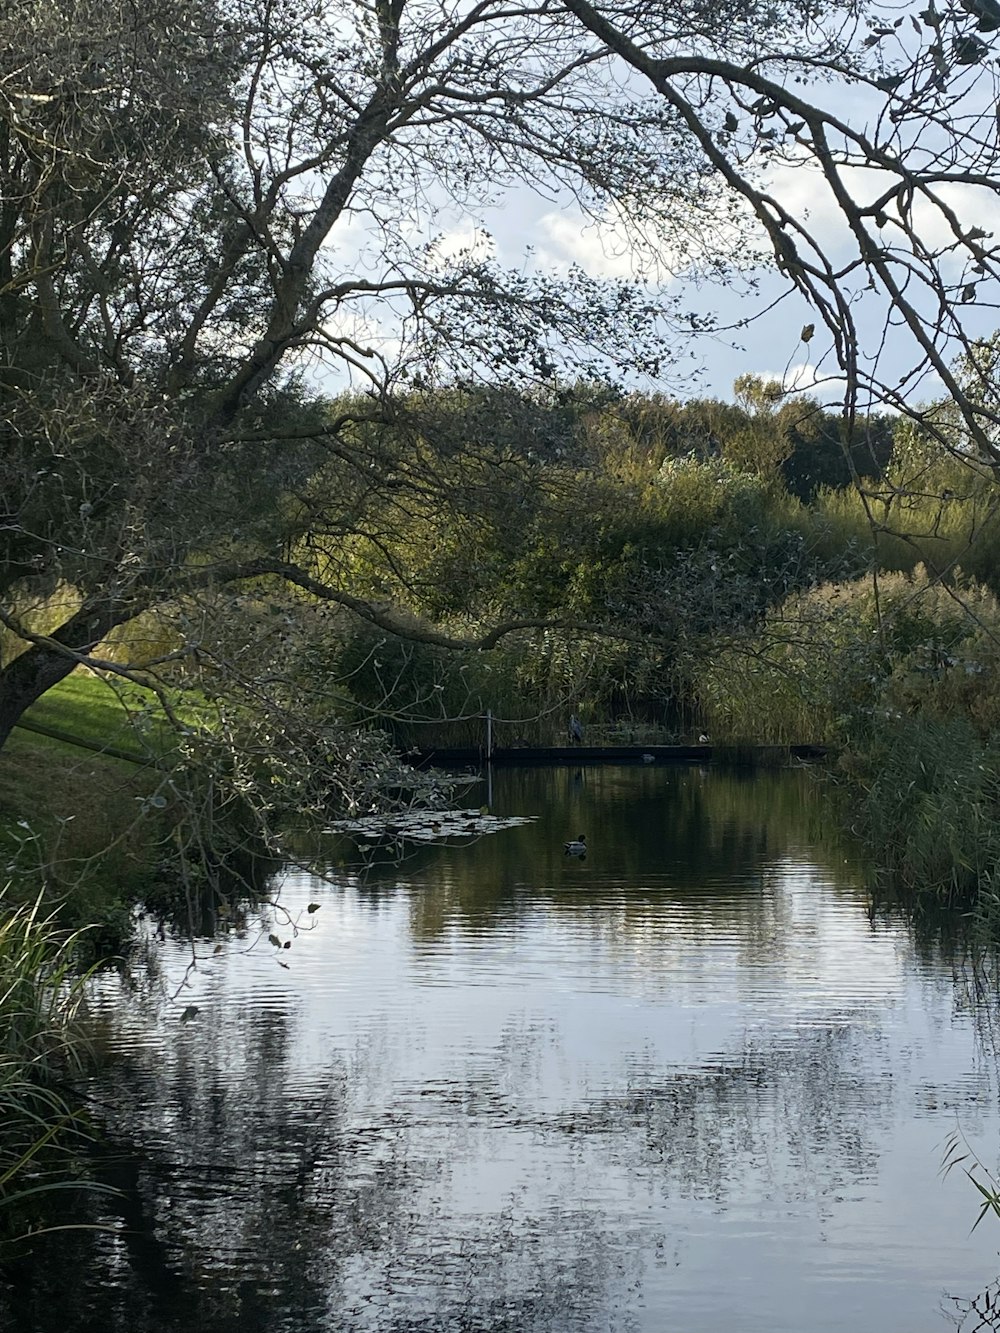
[{"left": 4, "top": 764, "right": 1000, "bottom": 1332}]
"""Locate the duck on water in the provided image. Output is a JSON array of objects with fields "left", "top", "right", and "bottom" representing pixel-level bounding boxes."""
[{"left": 564, "top": 835, "right": 587, "bottom": 857}]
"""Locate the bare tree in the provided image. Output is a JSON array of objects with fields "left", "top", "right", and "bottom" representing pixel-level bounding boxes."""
[{"left": 557, "top": 0, "right": 1000, "bottom": 458}]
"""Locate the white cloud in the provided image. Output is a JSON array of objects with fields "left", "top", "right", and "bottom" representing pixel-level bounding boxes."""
[
  {"left": 535, "top": 204, "right": 727, "bottom": 282},
  {"left": 310, "top": 302, "right": 404, "bottom": 388},
  {"left": 423, "top": 224, "right": 496, "bottom": 269},
  {"left": 764, "top": 151, "right": 1000, "bottom": 273},
  {"left": 763, "top": 154, "right": 875, "bottom": 260},
  {"left": 753, "top": 360, "right": 848, "bottom": 400},
  {"left": 908, "top": 181, "right": 1000, "bottom": 257},
  {"left": 536, "top": 208, "right": 652, "bottom": 279}
]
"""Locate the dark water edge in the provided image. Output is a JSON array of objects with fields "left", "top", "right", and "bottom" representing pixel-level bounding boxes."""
[{"left": 4, "top": 765, "right": 1000, "bottom": 1333}]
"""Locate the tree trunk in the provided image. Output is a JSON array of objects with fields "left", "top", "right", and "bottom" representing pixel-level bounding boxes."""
[
  {"left": 0, "top": 599, "right": 132, "bottom": 750},
  {"left": 0, "top": 641, "right": 82, "bottom": 749}
]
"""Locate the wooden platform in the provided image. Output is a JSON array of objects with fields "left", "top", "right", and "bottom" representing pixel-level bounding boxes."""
[{"left": 408, "top": 744, "right": 829, "bottom": 769}]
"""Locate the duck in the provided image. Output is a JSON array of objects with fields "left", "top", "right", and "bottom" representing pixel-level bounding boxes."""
[{"left": 564, "top": 834, "right": 587, "bottom": 856}]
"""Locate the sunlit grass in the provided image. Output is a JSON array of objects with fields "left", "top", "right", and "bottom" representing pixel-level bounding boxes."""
[{"left": 17, "top": 670, "right": 185, "bottom": 759}]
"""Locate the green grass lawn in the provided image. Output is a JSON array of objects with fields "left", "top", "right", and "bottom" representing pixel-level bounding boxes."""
[{"left": 17, "top": 670, "right": 184, "bottom": 760}]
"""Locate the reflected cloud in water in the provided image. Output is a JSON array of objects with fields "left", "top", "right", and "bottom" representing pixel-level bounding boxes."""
[{"left": 3, "top": 766, "right": 1000, "bottom": 1333}]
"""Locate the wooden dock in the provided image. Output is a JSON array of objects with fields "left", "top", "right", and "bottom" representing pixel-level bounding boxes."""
[{"left": 408, "top": 744, "right": 829, "bottom": 769}]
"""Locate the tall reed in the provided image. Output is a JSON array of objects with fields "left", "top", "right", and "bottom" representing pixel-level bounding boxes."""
[
  {"left": 0, "top": 885, "right": 95, "bottom": 1234},
  {"left": 843, "top": 716, "right": 1000, "bottom": 906}
]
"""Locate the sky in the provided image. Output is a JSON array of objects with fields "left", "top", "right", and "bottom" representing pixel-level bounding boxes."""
[
  {"left": 315, "top": 178, "right": 997, "bottom": 414},
  {"left": 413, "top": 157, "right": 1000, "bottom": 409},
  {"left": 312, "top": 188, "right": 824, "bottom": 406}
]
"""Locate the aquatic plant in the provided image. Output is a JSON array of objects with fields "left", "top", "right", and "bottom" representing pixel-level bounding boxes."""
[{"left": 942, "top": 1128, "right": 1000, "bottom": 1234}]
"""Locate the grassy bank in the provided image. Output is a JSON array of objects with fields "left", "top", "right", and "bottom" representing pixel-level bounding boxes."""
[
  {"left": 11, "top": 673, "right": 174, "bottom": 757},
  {"left": 0, "top": 672, "right": 180, "bottom": 947},
  {"left": 0, "top": 669, "right": 290, "bottom": 951},
  {"left": 0, "top": 672, "right": 282, "bottom": 1234}
]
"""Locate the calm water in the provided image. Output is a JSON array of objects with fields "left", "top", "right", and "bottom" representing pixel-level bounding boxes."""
[{"left": 5, "top": 765, "right": 1000, "bottom": 1332}]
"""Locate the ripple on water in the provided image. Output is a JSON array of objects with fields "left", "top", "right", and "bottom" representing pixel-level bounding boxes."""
[{"left": 19, "top": 767, "right": 1000, "bottom": 1333}]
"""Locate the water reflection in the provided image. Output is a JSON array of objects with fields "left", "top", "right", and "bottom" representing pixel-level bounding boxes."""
[{"left": 4, "top": 766, "right": 1000, "bottom": 1333}]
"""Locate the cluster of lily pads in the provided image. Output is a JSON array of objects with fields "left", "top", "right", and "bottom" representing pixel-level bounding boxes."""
[{"left": 326, "top": 809, "right": 537, "bottom": 843}]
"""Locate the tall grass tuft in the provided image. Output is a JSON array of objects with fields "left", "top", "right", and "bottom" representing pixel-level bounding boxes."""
[{"left": 0, "top": 885, "right": 96, "bottom": 1235}]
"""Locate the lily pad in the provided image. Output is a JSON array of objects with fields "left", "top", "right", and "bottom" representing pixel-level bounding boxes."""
[{"left": 326, "top": 810, "right": 537, "bottom": 842}]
